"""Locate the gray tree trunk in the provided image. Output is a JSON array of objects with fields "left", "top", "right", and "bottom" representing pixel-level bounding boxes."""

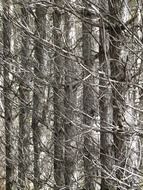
[
  {"left": 99, "top": 1, "right": 116, "bottom": 190},
  {"left": 53, "top": 1, "right": 65, "bottom": 190},
  {"left": 108, "top": 1, "right": 131, "bottom": 189},
  {"left": 64, "top": 10, "right": 77, "bottom": 190},
  {"left": 124, "top": 0, "right": 142, "bottom": 188},
  {"left": 82, "top": 1, "right": 98, "bottom": 190},
  {"left": 31, "top": 4, "right": 47, "bottom": 190},
  {"left": 2, "top": 0, "right": 13, "bottom": 189},
  {"left": 18, "top": 4, "right": 31, "bottom": 189}
]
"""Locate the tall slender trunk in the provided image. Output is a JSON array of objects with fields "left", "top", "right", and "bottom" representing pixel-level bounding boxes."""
[
  {"left": 2, "top": 0, "right": 13, "bottom": 189},
  {"left": 64, "top": 10, "right": 76, "bottom": 190},
  {"left": 53, "top": 1, "right": 65, "bottom": 190},
  {"left": 18, "top": 4, "right": 31, "bottom": 189},
  {"left": 108, "top": 1, "right": 126, "bottom": 187},
  {"left": 31, "top": 4, "right": 47, "bottom": 190},
  {"left": 125, "top": 0, "right": 142, "bottom": 188},
  {"left": 99, "top": 1, "right": 116, "bottom": 190},
  {"left": 82, "top": 1, "right": 98, "bottom": 190},
  {"left": 108, "top": 1, "right": 132, "bottom": 189}
]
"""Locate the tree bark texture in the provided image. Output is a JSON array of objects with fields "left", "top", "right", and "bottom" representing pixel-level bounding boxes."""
[
  {"left": 18, "top": 4, "right": 31, "bottom": 189},
  {"left": 99, "top": 1, "right": 116, "bottom": 190},
  {"left": 64, "top": 10, "right": 77, "bottom": 190},
  {"left": 53, "top": 1, "right": 65, "bottom": 190},
  {"left": 3, "top": 0, "right": 13, "bottom": 189},
  {"left": 31, "top": 4, "right": 47, "bottom": 190},
  {"left": 82, "top": 1, "right": 99, "bottom": 190}
]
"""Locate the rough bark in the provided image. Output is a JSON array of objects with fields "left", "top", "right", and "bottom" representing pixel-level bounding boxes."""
[
  {"left": 64, "top": 11, "right": 76, "bottom": 190},
  {"left": 82, "top": 1, "right": 98, "bottom": 190},
  {"left": 18, "top": 4, "right": 31, "bottom": 189},
  {"left": 108, "top": 1, "right": 126, "bottom": 187},
  {"left": 53, "top": 1, "right": 65, "bottom": 190},
  {"left": 3, "top": 0, "right": 13, "bottom": 189},
  {"left": 125, "top": 0, "right": 142, "bottom": 188},
  {"left": 99, "top": 1, "right": 116, "bottom": 190},
  {"left": 31, "top": 4, "right": 47, "bottom": 190}
]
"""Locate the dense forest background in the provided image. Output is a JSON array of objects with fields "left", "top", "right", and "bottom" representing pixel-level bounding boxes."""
[{"left": 1, "top": 0, "right": 143, "bottom": 189}]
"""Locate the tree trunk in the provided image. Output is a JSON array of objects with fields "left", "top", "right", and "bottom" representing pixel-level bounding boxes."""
[
  {"left": 2, "top": 0, "right": 13, "bottom": 189},
  {"left": 82, "top": 1, "right": 98, "bottom": 190},
  {"left": 108, "top": 1, "right": 132, "bottom": 189},
  {"left": 53, "top": 1, "right": 65, "bottom": 190},
  {"left": 64, "top": 10, "right": 77, "bottom": 190},
  {"left": 31, "top": 4, "right": 47, "bottom": 190},
  {"left": 18, "top": 4, "right": 31, "bottom": 189},
  {"left": 124, "top": 0, "right": 142, "bottom": 188},
  {"left": 99, "top": 1, "right": 116, "bottom": 190}
]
